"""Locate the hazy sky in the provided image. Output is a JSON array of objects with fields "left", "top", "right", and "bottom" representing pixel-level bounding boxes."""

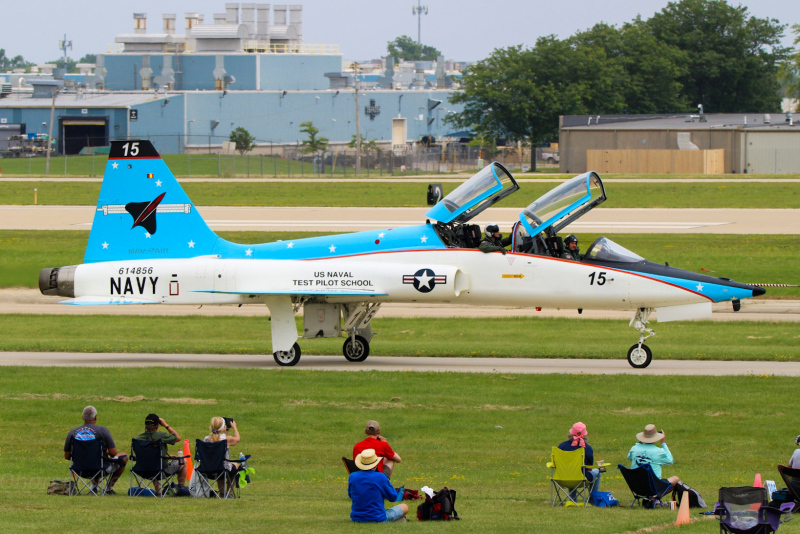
[{"left": 2, "top": 0, "right": 797, "bottom": 65}]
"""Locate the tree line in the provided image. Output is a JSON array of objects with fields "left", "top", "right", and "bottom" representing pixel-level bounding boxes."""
[{"left": 447, "top": 0, "right": 794, "bottom": 167}]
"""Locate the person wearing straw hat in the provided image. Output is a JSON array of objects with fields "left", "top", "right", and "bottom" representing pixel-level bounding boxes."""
[
  {"left": 557, "top": 422, "right": 601, "bottom": 492},
  {"left": 348, "top": 449, "right": 409, "bottom": 523},
  {"left": 628, "top": 424, "right": 681, "bottom": 487}
]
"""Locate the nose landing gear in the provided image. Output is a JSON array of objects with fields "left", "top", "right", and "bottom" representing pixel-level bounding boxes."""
[{"left": 627, "top": 308, "right": 655, "bottom": 368}]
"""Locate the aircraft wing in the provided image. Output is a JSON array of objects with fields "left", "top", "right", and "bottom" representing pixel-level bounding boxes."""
[{"left": 198, "top": 289, "right": 388, "bottom": 297}]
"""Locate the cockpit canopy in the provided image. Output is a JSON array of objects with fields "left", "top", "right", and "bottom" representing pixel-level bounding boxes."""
[
  {"left": 519, "top": 171, "right": 606, "bottom": 237},
  {"left": 425, "top": 162, "right": 518, "bottom": 224}
]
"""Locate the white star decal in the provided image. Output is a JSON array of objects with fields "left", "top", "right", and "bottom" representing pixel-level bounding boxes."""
[
  {"left": 155, "top": 179, "right": 162, "bottom": 187},
  {"left": 245, "top": 248, "right": 252, "bottom": 257},
  {"left": 420, "top": 236, "right": 428, "bottom": 243},
  {"left": 188, "top": 240, "right": 195, "bottom": 248},
  {"left": 378, "top": 232, "right": 385, "bottom": 238},
  {"left": 329, "top": 245, "right": 336, "bottom": 253},
  {"left": 415, "top": 272, "right": 435, "bottom": 290},
  {"left": 144, "top": 232, "right": 151, "bottom": 238},
  {"left": 287, "top": 242, "right": 294, "bottom": 249},
  {"left": 695, "top": 283, "right": 704, "bottom": 292},
  {"left": 102, "top": 241, "right": 109, "bottom": 249},
  {"left": 111, "top": 162, "right": 119, "bottom": 169}
]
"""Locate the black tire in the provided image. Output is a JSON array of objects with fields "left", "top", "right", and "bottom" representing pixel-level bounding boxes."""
[
  {"left": 627, "top": 343, "right": 652, "bottom": 369},
  {"left": 547, "top": 157, "right": 555, "bottom": 164},
  {"left": 273, "top": 342, "right": 301, "bottom": 366},
  {"left": 343, "top": 335, "right": 370, "bottom": 362}
]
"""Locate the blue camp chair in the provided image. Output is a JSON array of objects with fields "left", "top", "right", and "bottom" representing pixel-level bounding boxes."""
[{"left": 618, "top": 463, "right": 672, "bottom": 509}]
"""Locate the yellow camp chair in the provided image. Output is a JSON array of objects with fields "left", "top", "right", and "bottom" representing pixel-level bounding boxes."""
[{"left": 547, "top": 447, "right": 592, "bottom": 507}]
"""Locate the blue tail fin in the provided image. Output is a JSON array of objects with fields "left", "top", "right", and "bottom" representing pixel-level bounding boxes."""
[{"left": 85, "top": 140, "right": 219, "bottom": 263}]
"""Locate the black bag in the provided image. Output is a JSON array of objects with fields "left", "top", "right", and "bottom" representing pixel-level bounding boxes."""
[
  {"left": 673, "top": 482, "right": 707, "bottom": 508},
  {"left": 417, "top": 487, "right": 460, "bottom": 521}
]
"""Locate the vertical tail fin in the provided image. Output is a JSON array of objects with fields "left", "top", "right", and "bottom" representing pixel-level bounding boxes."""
[{"left": 85, "top": 140, "right": 219, "bottom": 263}]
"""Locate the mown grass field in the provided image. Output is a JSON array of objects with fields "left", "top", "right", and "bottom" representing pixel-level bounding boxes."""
[
  {"left": 1, "top": 367, "right": 798, "bottom": 533},
  {"left": 2, "top": 180, "right": 800, "bottom": 208},
  {"left": 1, "top": 313, "right": 798, "bottom": 361},
  {"left": 3, "top": 231, "right": 798, "bottom": 298}
]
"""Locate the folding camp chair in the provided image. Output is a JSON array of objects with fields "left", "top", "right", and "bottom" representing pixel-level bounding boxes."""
[
  {"left": 194, "top": 439, "right": 242, "bottom": 499},
  {"left": 342, "top": 456, "right": 358, "bottom": 474},
  {"left": 69, "top": 436, "right": 112, "bottom": 496},
  {"left": 617, "top": 463, "right": 673, "bottom": 509},
  {"left": 130, "top": 439, "right": 182, "bottom": 497},
  {"left": 548, "top": 447, "right": 591, "bottom": 507},
  {"left": 777, "top": 465, "right": 800, "bottom": 508},
  {"left": 715, "top": 486, "right": 793, "bottom": 534}
]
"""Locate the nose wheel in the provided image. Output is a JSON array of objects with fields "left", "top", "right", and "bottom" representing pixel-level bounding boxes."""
[
  {"left": 274, "top": 342, "right": 301, "bottom": 366},
  {"left": 628, "top": 308, "right": 655, "bottom": 368},
  {"left": 343, "top": 335, "right": 370, "bottom": 362},
  {"left": 627, "top": 343, "right": 652, "bottom": 369}
]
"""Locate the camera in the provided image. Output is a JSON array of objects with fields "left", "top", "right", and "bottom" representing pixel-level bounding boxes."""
[{"left": 223, "top": 417, "right": 234, "bottom": 430}]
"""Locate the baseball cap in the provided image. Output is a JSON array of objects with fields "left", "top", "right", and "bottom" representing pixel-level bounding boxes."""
[
  {"left": 366, "top": 420, "right": 381, "bottom": 434},
  {"left": 145, "top": 413, "right": 160, "bottom": 427}
]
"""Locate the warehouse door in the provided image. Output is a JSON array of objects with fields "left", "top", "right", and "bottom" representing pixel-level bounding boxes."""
[{"left": 60, "top": 117, "right": 108, "bottom": 155}]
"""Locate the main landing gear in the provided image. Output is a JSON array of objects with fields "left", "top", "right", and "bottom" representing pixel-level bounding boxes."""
[
  {"left": 343, "top": 333, "right": 370, "bottom": 362},
  {"left": 627, "top": 308, "right": 655, "bottom": 369},
  {"left": 274, "top": 342, "right": 302, "bottom": 367}
]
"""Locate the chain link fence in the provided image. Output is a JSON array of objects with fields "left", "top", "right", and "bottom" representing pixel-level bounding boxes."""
[{"left": 0, "top": 134, "right": 561, "bottom": 177}]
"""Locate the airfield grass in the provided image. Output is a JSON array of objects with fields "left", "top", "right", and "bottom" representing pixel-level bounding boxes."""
[
  {"left": 3, "top": 231, "right": 798, "bottom": 298},
  {"left": 0, "top": 313, "right": 798, "bottom": 361},
  {"left": 2, "top": 180, "right": 800, "bottom": 208},
  {"left": 0, "top": 366, "right": 798, "bottom": 533}
]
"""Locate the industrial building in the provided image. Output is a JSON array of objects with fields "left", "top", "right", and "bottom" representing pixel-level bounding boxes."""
[
  {"left": 560, "top": 111, "right": 800, "bottom": 174},
  {"left": 0, "top": 3, "right": 465, "bottom": 156}
]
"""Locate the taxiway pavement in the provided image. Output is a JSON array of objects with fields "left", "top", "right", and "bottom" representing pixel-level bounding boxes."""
[
  {"left": 0, "top": 351, "right": 798, "bottom": 376},
  {"left": 2, "top": 205, "right": 799, "bottom": 234}
]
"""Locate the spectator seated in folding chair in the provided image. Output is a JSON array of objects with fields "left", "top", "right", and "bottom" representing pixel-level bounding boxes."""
[
  {"left": 557, "top": 422, "right": 602, "bottom": 493},
  {"left": 776, "top": 465, "right": 800, "bottom": 510},
  {"left": 715, "top": 486, "right": 793, "bottom": 534},
  {"left": 617, "top": 463, "right": 673, "bottom": 508},
  {"left": 193, "top": 439, "right": 244, "bottom": 498},
  {"left": 63, "top": 405, "right": 127, "bottom": 496},
  {"left": 131, "top": 413, "right": 189, "bottom": 497},
  {"left": 548, "top": 446, "right": 592, "bottom": 507},
  {"left": 130, "top": 438, "right": 188, "bottom": 497}
]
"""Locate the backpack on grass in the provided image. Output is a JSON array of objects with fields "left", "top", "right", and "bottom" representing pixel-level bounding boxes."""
[{"left": 417, "top": 487, "right": 460, "bottom": 521}]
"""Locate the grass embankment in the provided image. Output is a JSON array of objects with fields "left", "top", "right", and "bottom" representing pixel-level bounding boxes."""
[
  {"left": 1, "top": 367, "right": 798, "bottom": 533},
  {"left": 3, "top": 231, "right": 798, "bottom": 297},
  {"left": 2, "top": 180, "right": 800, "bottom": 208},
  {"left": 1, "top": 313, "right": 798, "bottom": 360}
]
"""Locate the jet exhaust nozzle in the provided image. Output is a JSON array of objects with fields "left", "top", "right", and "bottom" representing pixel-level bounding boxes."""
[{"left": 39, "top": 266, "right": 76, "bottom": 297}]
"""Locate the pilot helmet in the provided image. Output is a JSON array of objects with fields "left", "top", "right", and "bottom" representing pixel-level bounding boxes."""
[
  {"left": 485, "top": 224, "right": 500, "bottom": 237},
  {"left": 564, "top": 234, "right": 578, "bottom": 247}
]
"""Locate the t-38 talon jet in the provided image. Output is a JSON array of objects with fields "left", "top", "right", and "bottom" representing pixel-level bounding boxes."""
[{"left": 39, "top": 140, "right": 765, "bottom": 368}]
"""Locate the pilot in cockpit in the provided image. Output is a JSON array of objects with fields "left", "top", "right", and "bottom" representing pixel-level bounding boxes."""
[
  {"left": 479, "top": 224, "right": 512, "bottom": 255},
  {"left": 561, "top": 234, "right": 582, "bottom": 261}
]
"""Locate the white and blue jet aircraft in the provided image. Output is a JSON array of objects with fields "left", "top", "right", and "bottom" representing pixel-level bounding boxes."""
[{"left": 39, "top": 140, "right": 764, "bottom": 368}]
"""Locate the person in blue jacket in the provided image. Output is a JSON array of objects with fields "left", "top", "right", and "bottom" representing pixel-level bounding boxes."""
[
  {"left": 628, "top": 424, "right": 681, "bottom": 487},
  {"left": 348, "top": 448, "right": 409, "bottom": 523}
]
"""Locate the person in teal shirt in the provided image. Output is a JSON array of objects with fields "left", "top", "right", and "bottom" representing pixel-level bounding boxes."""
[{"left": 627, "top": 424, "right": 681, "bottom": 487}]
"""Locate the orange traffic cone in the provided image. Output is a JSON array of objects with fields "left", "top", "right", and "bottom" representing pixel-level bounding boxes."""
[
  {"left": 675, "top": 493, "right": 691, "bottom": 526},
  {"left": 184, "top": 439, "right": 193, "bottom": 480},
  {"left": 751, "top": 473, "right": 763, "bottom": 510}
]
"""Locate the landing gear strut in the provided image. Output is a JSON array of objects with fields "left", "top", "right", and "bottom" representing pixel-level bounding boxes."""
[{"left": 627, "top": 308, "right": 655, "bottom": 368}]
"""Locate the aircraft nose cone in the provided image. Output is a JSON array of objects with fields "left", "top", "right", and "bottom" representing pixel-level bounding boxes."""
[{"left": 752, "top": 285, "right": 766, "bottom": 297}]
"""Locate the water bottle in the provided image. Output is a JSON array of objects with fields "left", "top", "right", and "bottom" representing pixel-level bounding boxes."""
[{"left": 239, "top": 452, "right": 250, "bottom": 483}]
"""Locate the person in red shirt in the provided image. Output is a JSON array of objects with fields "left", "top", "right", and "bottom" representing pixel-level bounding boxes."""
[{"left": 352, "top": 420, "right": 402, "bottom": 478}]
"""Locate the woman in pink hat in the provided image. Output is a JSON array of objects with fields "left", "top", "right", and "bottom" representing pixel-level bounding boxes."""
[{"left": 557, "top": 422, "right": 601, "bottom": 492}]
